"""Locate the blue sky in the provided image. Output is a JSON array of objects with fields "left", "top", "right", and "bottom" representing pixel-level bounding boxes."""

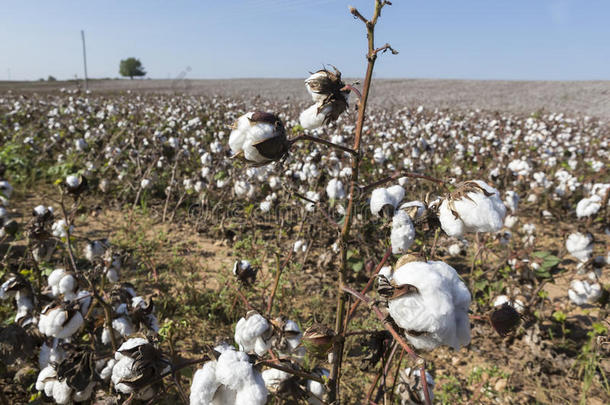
[{"left": 2, "top": 0, "right": 609, "bottom": 81}]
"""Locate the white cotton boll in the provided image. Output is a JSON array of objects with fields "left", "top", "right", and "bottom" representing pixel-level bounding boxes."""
[
  {"left": 307, "top": 368, "right": 330, "bottom": 405},
  {"left": 387, "top": 185, "right": 405, "bottom": 207},
  {"left": 262, "top": 368, "right": 291, "bottom": 391},
  {"left": 111, "top": 357, "right": 136, "bottom": 393},
  {"left": 58, "top": 274, "right": 77, "bottom": 297},
  {"left": 260, "top": 200, "right": 272, "bottom": 213},
  {"left": 140, "top": 178, "right": 152, "bottom": 189},
  {"left": 391, "top": 211, "right": 415, "bottom": 255},
  {"left": 493, "top": 295, "right": 525, "bottom": 313},
  {"left": 566, "top": 232, "right": 593, "bottom": 263},
  {"left": 0, "top": 207, "right": 6, "bottom": 219},
  {"left": 51, "top": 219, "right": 72, "bottom": 238},
  {"left": 99, "top": 359, "right": 117, "bottom": 381},
  {"left": 190, "top": 361, "right": 221, "bottom": 405},
  {"left": 568, "top": 280, "right": 602, "bottom": 305},
  {"left": 293, "top": 239, "right": 307, "bottom": 253},
  {"left": 84, "top": 240, "right": 106, "bottom": 261},
  {"left": 39, "top": 341, "right": 66, "bottom": 369},
  {"left": 51, "top": 379, "right": 73, "bottom": 404},
  {"left": 234, "top": 372, "right": 268, "bottom": 405},
  {"left": 36, "top": 365, "right": 56, "bottom": 392},
  {"left": 65, "top": 175, "right": 80, "bottom": 189},
  {"left": 504, "top": 215, "right": 518, "bottom": 229},
  {"left": 235, "top": 314, "right": 271, "bottom": 356},
  {"left": 48, "top": 268, "right": 67, "bottom": 296},
  {"left": 448, "top": 243, "right": 462, "bottom": 257},
  {"left": 0, "top": 181, "right": 13, "bottom": 199},
  {"left": 39, "top": 307, "right": 84, "bottom": 339},
  {"left": 300, "top": 104, "right": 330, "bottom": 130},
  {"left": 527, "top": 194, "right": 537, "bottom": 203},
  {"left": 326, "top": 178, "right": 345, "bottom": 200},
  {"left": 268, "top": 176, "right": 280, "bottom": 189},
  {"left": 229, "top": 114, "right": 253, "bottom": 155},
  {"left": 439, "top": 181, "right": 506, "bottom": 238},
  {"left": 15, "top": 290, "right": 33, "bottom": 323},
  {"left": 215, "top": 349, "right": 254, "bottom": 390},
  {"left": 576, "top": 195, "right": 602, "bottom": 218},
  {"left": 388, "top": 261, "right": 471, "bottom": 351},
  {"left": 504, "top": 191, "right": 519, "bottom": 213}
]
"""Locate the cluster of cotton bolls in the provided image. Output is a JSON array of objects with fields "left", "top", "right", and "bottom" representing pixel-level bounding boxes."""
[
  {"left": 190, "top": 310, "right": 326, "bottom": 404},
  {"left": 0, "top": 273, "right": 35, "bottom": 325},
  {"left": 0, "top": 175, "right": 17, "bottom": 238}
]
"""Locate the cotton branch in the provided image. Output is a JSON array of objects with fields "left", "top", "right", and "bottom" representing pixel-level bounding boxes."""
[
  {"left": 372, "top": 43, "right": 398, "bottom": 57},
  {"left": 289, "top": 134, "right": 358, "bottom": 156}
]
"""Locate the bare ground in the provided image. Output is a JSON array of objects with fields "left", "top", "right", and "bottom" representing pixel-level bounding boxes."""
[{"left": 1, "top": 78, "right": 609, "bottom": 120}]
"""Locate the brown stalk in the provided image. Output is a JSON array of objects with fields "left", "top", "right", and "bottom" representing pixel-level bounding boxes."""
[
  {"left": 329, "top": 1, "right": 396, "bottom": 402},
  {"left": 289, "top": 134, "right": 357, "bottom": 156}
]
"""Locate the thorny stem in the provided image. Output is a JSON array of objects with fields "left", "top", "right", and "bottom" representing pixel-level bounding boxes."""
[
  {"left": 290, "top": 134, "right": 357, "bottom": 156},
  {"left": 330, "top": 2, "right": 396, "bottom": 402}
]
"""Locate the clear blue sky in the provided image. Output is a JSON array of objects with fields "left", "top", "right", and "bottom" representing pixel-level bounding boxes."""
[{"left": 2, "top": 0, "right": 609, "bottom": 81}]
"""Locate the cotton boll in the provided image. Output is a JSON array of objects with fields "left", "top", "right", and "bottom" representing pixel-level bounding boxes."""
[
  {"left": 99, "top": 358, "right": 117, "bottom": 381},
  {"left": 215, "top": 349, "right": 255, "bottom": 390},
  {"left": 235, "top": 313, "right": 272, "bottom": 356},
  {"left": 399, "top": 201, "right": 426, "bottom": 221},
  {"left": 229, "top": 112, "right": 288, "bottom": 165},
  {"left": 388, "top": 261, "right": 471, "bottom": 351},
  {"left": 576, "top": 195, "right": 602, "bottom": 218},
  {"left": 190, "top": 361, "right": 221, "bottom": 405},
  {"left": 293, "top": 239, "right": 307, "bottom": 253},
  {"left": 439, "top": 180, "right": 506, "bottom": 237},
  {"left": 300, "top": 104, "right": 331, "bottom": 130},
  {"left": 391, "top": 211, "right": 415, "bottom": 255},
  {"left": 51, "top": 219, "right": 73, "bottom": 238},
  {"left": 234, "top": 371, "right": 268, "bottom": 405},
  {"left": 38, "top": 306, "right": 84, "bottom": 339},
  {"left": 370, "top": 185, "right": 404, "bottom": 217},
  {"left": 39, "top": 341, "right": 66, "bottom": 369},
  {"left": 566, "top": 232, "right": 593, "bottom": 263},
  {"left": 492, "top": 295, "right": 525, "bottom": 313},
  {"left": 262, "top": 368, "right": 291, "bottom": 392},
  {"left": 568, "top": 280, "right": 602, "bottom": 305},
  {"left": 326, "top": 178, "right": 345, "bottom": 200},
  {"left": 307, "top": 368, "right": 330, "bottom": 405},
  {"left": 504, "top": 215, "right": 518, "bottom": 229},
  {"left": 504, "top": 191, "right": 519, "bottom": 213},
  {"left": 448, "top": 243, "right": 462, "bottom": 257}
]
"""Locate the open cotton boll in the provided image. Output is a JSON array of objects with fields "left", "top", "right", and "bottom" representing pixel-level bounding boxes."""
[
  {"left": 234, "top": 371, "right": 268, "bottom": 405},
  {"left": 262, "top": 368, "right": 291, "bottom": 392},
  {"left": 326, "top": 178, "right": 346, "bottom": 200},
  {"left": 72, "top": 381, "right": 95, "bottom": 402},
  {"left": 391, "top": 211, "right": 415, "bottom": 254},
  {"left": 576, "top": 195, "right": 602, "bottom": 218},
  {"left": 38, "top": 307, "right": 84, "bottom": 339},
  {"left": 566, "top": 232, "right": 593, "bottom": 262},
  {"left": 568, "top": 280, "right": 602, "bottom": 305},
  {"left": 48, "top": 268, "right": 67, "bottom": 295},
  {"left": 504, "top": 191, "right": 519, "bottom": 213},
  {"left": 15, "top": 290, "right": 34, "bottom": 323},
  {"left": 388, "top": 261, "right": 471, "bottom": 351},
  {"left": 39, "top": 341, "right": 66, "bottom": 369},
  {"left": 111, "top": 338, "right": 149, "bottom": 394},
  {"left": 370, "top": 185, "right": 404, "bottom": 217},
  {"left": 36, "top": 365, "right": 58, "bottom": 397},
  {"left": 493, "top": 295, "right": 525, "bottom": 313},
  {"left": 235, "top": 312, "right": 272, "bottom": 356},
  {"left": 99, "top": 358, "right": 117, "bottom": 381},
  {"left": 293, "top": 239, "right": 307, "bottom": 253},
  {"left": 190, "top": 361, "right": 222, "bottom": 405},
  {"left": 300, "top": 104, "right": 331, "bottom": 130},
  {"left": 229, "top": 112, "right": 288, "bottom": 165},
  {"left": 102, "top": 316, "right": 134, "bottom": 345},
  {"left": 306, "top": 368, "right": 330, "bottom": 405},
  {"left": 504, "top": 215, "right": 518, "bottom": 229},
  {"left": 439, "top": 180, "right": 506, "bottom": 237},
  {"left": 51, "top": 219, "right": 73, "bottom": 238},
  {"left": 0, "top": 181, "right": 13, "bottom": 199},
  {"left": 65, "top": 175, "right": 80, "bottom": 189}
]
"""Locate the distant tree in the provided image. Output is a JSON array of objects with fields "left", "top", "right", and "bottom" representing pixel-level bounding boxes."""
[
  {"left": 48, "top": 75, "right": 57, "bottom": 82},
  {"left": 119, "top": 57, "right": 146, "bottom": 79}
]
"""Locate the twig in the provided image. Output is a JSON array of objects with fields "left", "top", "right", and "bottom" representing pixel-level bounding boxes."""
[
  {"left": 360, "top": 171, "right": 445, "bottom": 194},
  {"left": 256, "top": 360, "right": 325, "bottom": 384},
  {"left": 372, "top": 43, "right": 398, "bottom": 57},
  {"left": 289, "top": 134, "right": 357, "bottom": 156}
]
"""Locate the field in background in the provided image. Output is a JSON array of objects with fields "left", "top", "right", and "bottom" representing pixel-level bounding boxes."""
[{"left": 1, "top": 78, "right": 609, "bottom": 120}]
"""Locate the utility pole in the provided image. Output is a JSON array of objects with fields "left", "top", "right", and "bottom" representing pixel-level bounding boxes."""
[{"left": 81, "top": 30, "right": 88, "bottom": 91}]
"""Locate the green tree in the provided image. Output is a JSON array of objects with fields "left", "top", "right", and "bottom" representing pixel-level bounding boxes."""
[{"left": 119, "top": 57, "right": 146, "bottom": 79}]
